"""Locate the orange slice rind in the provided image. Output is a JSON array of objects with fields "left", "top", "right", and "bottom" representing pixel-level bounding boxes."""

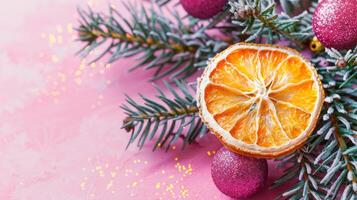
[{"left": 197, "top": 43, "right": 324, "bottom": 158}]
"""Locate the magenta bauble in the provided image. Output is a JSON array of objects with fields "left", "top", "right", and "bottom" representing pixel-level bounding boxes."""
[
  {"left": 180, "top": 0, "right": 227, "bottom": 19},
  {"left": 312, "top": 0, "right": 357, "bottom": 50},
  {"left": 211, "top": 147, "right": 268, "bottom": 198}
]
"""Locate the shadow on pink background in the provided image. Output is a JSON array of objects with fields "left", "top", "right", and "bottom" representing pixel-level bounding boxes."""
[{"left": 0, "top": 0, "right": 290, "bottom": 199}]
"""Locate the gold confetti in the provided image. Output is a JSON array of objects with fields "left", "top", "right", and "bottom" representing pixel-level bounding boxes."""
[
  {"left": 67, "top": 23, "right": 73, "bottom": 34},
  {"left": 51, "top": 55, "right": 59, "bottom": 63},
  {"left": 110, "top": 171, "right": 116, "bottom": 178},
  {"left": 57, "top": 72, "right": 66, "bottom": 82},
  {"left": 56, "top": 25, "right": 63, "bottom": 33},
  {"left": 75, "top": 78, "right": 82, "bottom": 85},
  {"left": 106, "top": 180, "right": 113, "bottom": 190},
  {"left": 80, "top": 181, "right": 86, "bottom": 190},
  {"left": 57, "top": 35, "right": 63, "bottom": 44},
  {"left": 48, "top": 34, "right": 56, "bottom": 45},
  {"left": 75, "top": 70, "right": 82, "bottom": 76}
]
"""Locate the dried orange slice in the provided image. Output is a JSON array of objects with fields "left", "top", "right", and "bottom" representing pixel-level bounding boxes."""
[{"left": 197, "top": 43, "right": 324, "bottom": 158}]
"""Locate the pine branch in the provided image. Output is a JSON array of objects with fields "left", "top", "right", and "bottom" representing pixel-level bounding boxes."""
[
  {"left": 272, "top": 138, "right": 325, "bottom": 200},
  {"left": 76, "top": 3, "right": 228, "bottom": 80},
  {"left": 121, "top": 80, "right": 207, "bottom": 150},
  {"left": 228, "top": 0, "right": 314, "bottom": 47},
  {"left": 310, "top": 47, "right": 357, "bottom": 199}
]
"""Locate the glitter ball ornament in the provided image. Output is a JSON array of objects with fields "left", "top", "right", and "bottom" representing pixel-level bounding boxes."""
[
  {"left": 211, "top": 147, "right": 268, "bottom": 198},
  {"left": 180, "top": 0, "right": 227, "bottom": 19},
  {"left": 312, "top": 0, "right": 357, "bottom": 50}
]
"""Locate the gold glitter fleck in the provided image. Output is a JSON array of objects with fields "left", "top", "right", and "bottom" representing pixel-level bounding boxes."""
[
  {"left": 155, "top": 183, "right": 161, "bottom": 189},
  {"left": 48, "top": 34, "right": 56, "bottom": 45},
  {"left": 75, "top": 78, "right": 82, "bottom": 85},
  {"left": 169, "top": 175, "right": 174, "bottom": 179},
  {"left": 57, "top": 35, "right": 63, "bottom": 44},
  {"left": 57, "top": 72, "right": 66, "bottom": 82},
  {"left": 67, "top": 23, "right": 73, "bottom": 34},
  {"left": 80, "top": 181, "right": 86, "bottom": 190},
  {"left": 51, "top": 55, "right": 59, "bottom": 63},
  {"left": 174, "top": 157, "right": 179, "bottom": 161},
  {"left": 51, "top": 90, "right": 60, "bottom": 97},
  {"left": 75, "top": 70, "right": 82, "bottom": 76},
  {"left": 56, "top": 25, "right": 63, "bottom": 33},
  {"left": 110, "top": 171, "right": 116, "bottom": 178},
  {"left": 90, "top": 63, "right": 96, "bottom": 68},
  {"left": 79, "top": 63, "right": 86, "bottom": 70},
  {"left": 106, "top": 180, "right": 113, "bottom": 190},
  {"left": 132, "top": 181, "right": 138, "bottom": 187},
  {"left": 180, "top": 186, "right": 189, "bottom": 198}
]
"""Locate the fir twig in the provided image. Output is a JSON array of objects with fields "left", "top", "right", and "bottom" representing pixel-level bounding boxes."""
[
  {"left": 228, "top": 0, "right": 313, "bottom": 47},
  {"left": 272, "top": 139, "right": 325, "bottom": 199},
  {"left": 121, "top": 80, "right": 207, "bottom": 150},
  {"left": 310, "top": 47, "right": 357, "bottom": 199},
  {"left": 76, "top": 3, "right": 228, "bottom": 80}
]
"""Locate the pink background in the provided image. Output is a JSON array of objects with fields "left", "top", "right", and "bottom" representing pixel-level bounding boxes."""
[{"left": 0, "top": 0, "right": 289, "bottom": 199}]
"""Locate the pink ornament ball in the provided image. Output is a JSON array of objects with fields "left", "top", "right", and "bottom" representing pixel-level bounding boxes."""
[
  {"left": 312, "top": 0, "right": 357, "bottom": 50},
  {"left": 211, "top": 147, "right": 268, "bottom": 199},
  {"left": 180, "top": 0, "right": 228, "bottom": 19}
]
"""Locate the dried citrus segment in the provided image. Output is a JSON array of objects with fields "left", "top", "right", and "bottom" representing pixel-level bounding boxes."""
[
  {"left": 256, "top": 100, "right": 290, "bottom": 147},
  {"left": 226, "top": 49, "right": 261, "bottom": 83},
  {"left": 269, "top": 80, "right": 318, "bottom": 113},
  {"left": 214, "top": 101, "right": 254, "bottom": 131},
  {"left": 230, "top": 101, "right": 259, "bottom": 144},
  {"left": 273, "top": 100, "right": 311, "bottom": 139},
  {"left": 210, "top": 60, "right": 256, "bottom": 93},
  {"left": 271, "top": 56, "right": 313, "bottom": 90},
  {"left": 205, "top": 84, "right": 250, "bottom": 115},
  {"left": 198, "top": 43, "right": 324, "bottom": 158},
  {"left": 258, "top": 50, "right": 289, "bottom": 85}
]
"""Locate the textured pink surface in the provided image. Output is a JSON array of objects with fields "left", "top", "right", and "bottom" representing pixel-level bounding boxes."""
[{"left": 0, "top": 0, "right": 288, "bottom": 199}]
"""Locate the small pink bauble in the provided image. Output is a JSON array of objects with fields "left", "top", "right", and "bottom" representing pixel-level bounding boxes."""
[
  {"left": 180, "top": 0, "right": 228, "bottom": 19},
  {"left": 312, "top": 0, "right": 357, "bottom": 50},
  {"left": 211, "top": 147, "right": 268, "bottom": 199}
]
